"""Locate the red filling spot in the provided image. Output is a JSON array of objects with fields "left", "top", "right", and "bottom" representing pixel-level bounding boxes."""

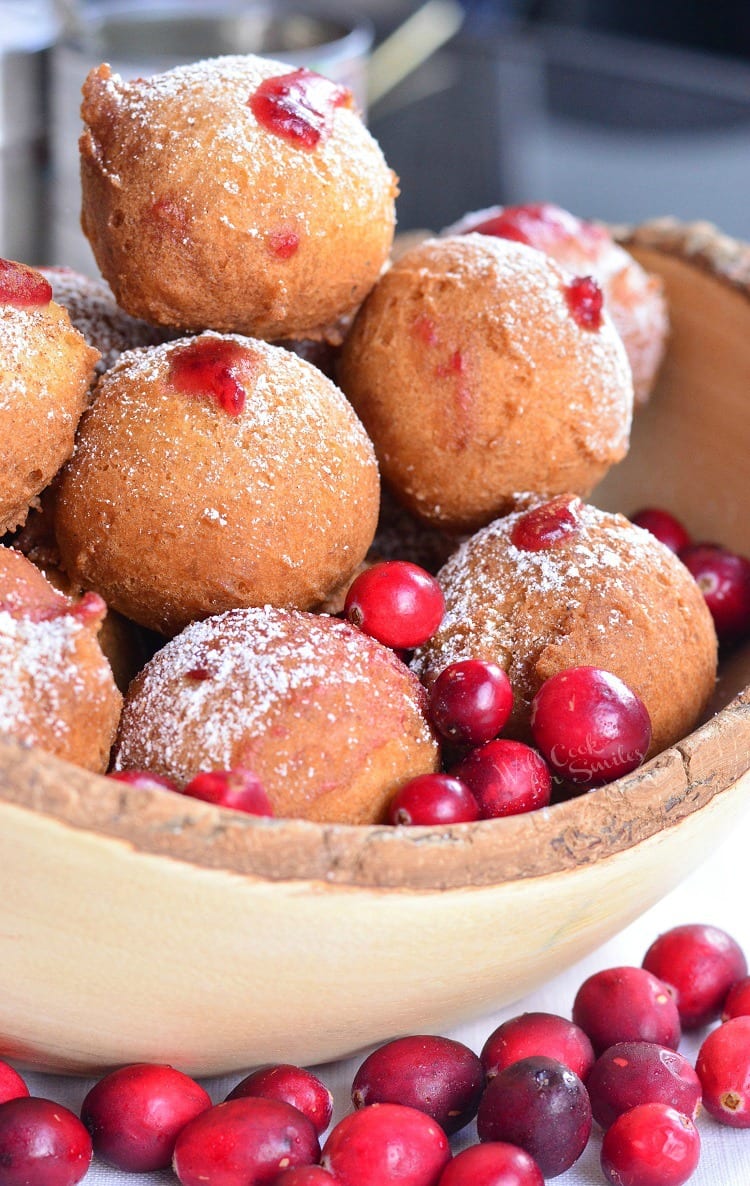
[
  {"left": 462, "top": 202, "right": 607, "bottom": 255},
  {"left": 185, "top": 667, "right": 213, "bottom": 681},
  {"left": 249, "top": 67, "right": 353, "bottom": 149},
  {"left": 169, "top": 337, "right": 254, "bottom": 417},
  {"left": 0, "top": 258, "right": 52, "bottom": 308},
  {"left": 412, "top": 313, "right": 439, "bottom": 347},
  {"left": 436, "top": 349, "right": 466, "bottom": 378},
  {"left": 564, "top": 275, "right": 604, "bottom": 330},
  {"left": 147, "top": 196, "right": 190, "bottom": 242},
  {"left": 1, "top": 586, "right": 106, "bottom": 627},
  {"left": 511, "top": 496, "right": 583, "bottom": 551},
  {"left": 267, "top": 228, "right": 300, "bottom": 259}
]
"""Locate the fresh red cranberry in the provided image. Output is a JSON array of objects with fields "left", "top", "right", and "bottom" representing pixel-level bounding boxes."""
[
  {"left": 0, "top": 258, "right": 52, "bottom": 307},
  {"left": 169, "top": 336, "right": 253, "bottom": 416},
  {"left": 451, "top": 740, "right": 551, "bottom": 819},
  {"left": 679, "top": 543, "right": 750, "bottom": 644},
  {"left": 586, "top": 1042, "right": 702, "bottom": 1130},
  {"left": 436, "top": 1141, "right": 544, "bottom": 1186},
  {"left": 320, "top": 1103, "right": 451, "bottom": 1186},
  {"left": 600, "top": 1103, "right": 700, "bottom": 1186},
  {"left": 81, "top": 1062, "right": 212, "bottom": 1171},
  {"left": 351, "top": 1035, "right": 484, "bottom": 1135},
  {"left": 642, "top": 923, "right": 747, "bottom": 1029},
  {"left": 564, "top": 275, "right": 604, "bottom": 330},
  {"left": 696, "top": 1015, "right": 750, "bottom": 1127},
  {"left": 480, "top": 1012, "right": 594, "bottom": 1083},
  {"left": 388, "top": 773, "right": 480, "bottom": 826},
  {"left": 572, "top": 966, "right": 681, "bottom": 1055},
  {"left": 477, "top": 1055, "right": 591, "bottom": 1177},
  {"left": 427, "top": 660, "right": 513, "bottom": 745},
  {"left": 0, "top": 1097, "right": 92, "bottom": 1186},
  {"left": 631, "top": 508, "right": 692, "bottom": 554},
  {"left": 722, "top": 975, "right": 750, "bottom": 1021},
  {"left": 249, "top": 68, "right": 352, "bottom": 150},
  {"left": 182, "top": 768, "right": 274, "bottom": 816},
  {"left": 0, "top": 1063, "right": 28, "bottom": 1104},
  {"left": 510, "top": 495, "right": 583, "bottom": 551},
  {"left": 173, "top": 1097, "right": 320, "bottom": 1185},
  {"left": 530, "top": 666, "right": 652, "bottom": 786},
  {"left": 109, "top": 769, "right": 180, "bottom": 793},
  {"left": 274, "top": 1169, "right": 335, "bottom": 1184},
  {"left": 226, "top": 1065, "right": 332, "bottom": 1136},
  {"left": 344, "top": 561, "right": 444, "bottom": 649}
]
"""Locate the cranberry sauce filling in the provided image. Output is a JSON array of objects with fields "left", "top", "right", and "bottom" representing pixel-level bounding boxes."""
[
  {"left": 511, "top": 496, "right": 583, "bottom": 552},
  {"left": 1, "top": 579, "right": 106, "bottom": 628},
  {"left": 267, "top": 228, "right": 301, "bottom": 259},
  {"left": 249, "top": 68, "right": 353, "bottom": 150},
  {"left": 564, "top": 275, "right": 604, "bottom": 330},
  {"left": 465, "top": 202, "right": 579, "bottom": 247},
  {"left": 0, "top": 258, "right": 52, "bottom": 308},
  {"left": 169, "top": 337, "right": 254, "bottom": 417}
]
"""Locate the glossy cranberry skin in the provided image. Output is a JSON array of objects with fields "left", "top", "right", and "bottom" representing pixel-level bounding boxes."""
[
  {"left": 530, "top": 666, "right": 652, "bottom": 786},
  {"left": 451, "top": 740, "right": 551, "bottom": 818},
  {"left": 480, "top": 1012, "right": 594, "bottom": 1083},
  {"left": 477, "top": 1056, "right": 591, "bottom": 1178},
  {"left": 572, "top": 966, "right": 681, "bottom": 1055},
  {"left": 169, "top": 336, "right": 250, "bottom": 416},
  {"left": 388, "top": 774, "right": 480, "bottom": 825},
  {"left": 600, "top": 1103, "right": 700, "bottom": 1186},
  {"left": 642, "top": 923, "right": 747, "bottom": 1029},
  {"left": 722, "top": 975, "right": 750, "bottom": 1021},
  {"left": 696, "top": 1015, "right": 750, "bottom": 1127},
  {"left": 227, "top": 1065, "right": 333, "bottom": 1136},
  {"left": 587, "top": 1042, "right": 702, "bottom": 1130},
  {"left": 345, "top": 561, "right": 445, "bottom": 649},
  {"left": 352, "top": 1034, "right": 483, "bottom": 1135},
  {"left": 321, "top": 1103, "right": 451, "bottom": 1186},
  {"left": 510, "top": 495, "right": 582, "bottom": 551},
  {"left": 182, "top": 768, "right": 274, "bottom": 816},
  {"left": 273, "top": 1169, "right": 334, "bottom": 1184},
  {"left": 173, "top": 1097, "right": 320, "bottom": 1185},
  {"left": 679, "top": 543, "right": 750, "bottom": 644},
  {"left": 109, "top": 769, "right": 180, "bottom": 793},
  {"left": 428, "top": 660, "right": 513, "bottom": 745},
  {"left": 0, "top": 1097, "right": 92, "bottom": 1186},
  {"left": 437, "top": 1141, "right": 544, "bottom": 1186},
  {"left": 249, "top": 68, "right": 352, "bottom": 150},
  {"left": 631, "top": 508, "right": 692, "bottom": 554},
  {"left": 0, "top": 1062, "right": 28, "bottom": 1104}
]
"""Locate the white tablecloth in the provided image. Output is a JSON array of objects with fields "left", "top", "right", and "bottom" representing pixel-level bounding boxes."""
[{"left": 19, "top": 815, "right": 750, "bottom": 1185}]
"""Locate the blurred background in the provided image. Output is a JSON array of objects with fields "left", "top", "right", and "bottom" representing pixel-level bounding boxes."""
[{"left": 5, "top": 0, "right": 750, "bottom": 267}]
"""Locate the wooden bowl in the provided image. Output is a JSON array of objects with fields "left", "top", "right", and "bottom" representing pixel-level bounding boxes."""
[{"left": 2, "top": 219, "right": 749, "bottom": 1076}]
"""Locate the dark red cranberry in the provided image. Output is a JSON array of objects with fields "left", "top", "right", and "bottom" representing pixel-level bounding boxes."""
[
  {"left": 169, "top": 336, "right": 253, "bottom": 416},
  {"left": 679, "top": 543, "right": 750, "bottom": 644},
  {"left": 451, "top": 739, "right": 551, "bottom": 818},
  {"left": 0, "top": 258, "right": 52, "bottom": 307},
  {"left": 530, "top": 666, "right": 651, "bottom": 786},
  {"left": 722, "top": 975, "right": 750, "bottom": 1021},
  {"left": 182, "top": 767, "right": 273, "bottom": 816},
  {"left": 586, "top": 1042, "right": 702, "bottom": 1130},
  {"left": 320, "top": 1103, "right": 451, "bottom": 1186},
  {"left": 572, "top": 966, "right": 682, "bottom": 1055},
  {"left": 249, "top": 68, "right": 352, "bottom": 150},
  {"left": 274, "top": 1169, "right": 335, "bottom": 1184},
  {"left": 0, "top": 1063, "right": 27, "bottom": 1105},
  {"left": 344, "top": 561, "right": 444, "bottom": 649},
  {"left": 696, "top": 1015, "right": 750, "bottom": 1127},
  {"left": 642, "top": 923, "right": 747, "bottom": 1029},
  {"left": 437, "top": 1141, "right": 544, "bottom": 1186},
  {"left": 601, "top": 1103, "right": 700, "bottom": 1186},
  {"left": 477, "top": 1055, "right": 591, "bottom": 1178},
  {"left": 428, "top": 659, "right": 513, "bottom": 745},
  {"left": 81, "top": 1062, "right": 212, "bottom": 1171},
  {"left": 387, "top": 773, "right": 480, "bottom": 826},
  {"left": 351, "top": 1034, "right": 483, "bottom": 1135},
  {"left": 510, "top": 495, "right": 582, "bottom": 552},
  {"left": 226, "top": 1065, "right": 332, "bottom": 1136},
  {"left": 109, "top": 769, "right": 180, "bottom": 793},
  {"left": 172, "top": 1097, "right": 320, "bottom": 1185},
  {"left": 631, "top": 508, "right": 692, "bottom": 554},
  {"left": 0, "top": 1097, "right": 92, "bottom": 1186},
  {"left": 564, "top": 275, "right": 604, "bottom": 330},
  {"left": 480, "top": 1012, "right": 594, "bottom": 1083}
]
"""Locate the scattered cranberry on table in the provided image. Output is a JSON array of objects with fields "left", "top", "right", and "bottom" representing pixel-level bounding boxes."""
[
  {"left": 631, "top": 507, "right": 692, "bottom": 554},
  {"left": 181, "top": 767, "right": 274, "bottom": 816},
  {"left": 696, "top": 1015, "right": 750, "bottom": 1128},
  {"left": 427, "top": 659, "right": 513, "bottom": 746},
  {"left": 0, "top": 1096, "right": 92, "bottom": 1186},
  {"left": 436, "top": 1141, "right": 544, "bottom": 1186},
  {"left": 0, "top": 1061, "right": 28, "bottom": 1105},
  {"left": 642, "top": 923, "right": 747, "bottom": 1029},
  {"left": 679, "top": 542, "right": 750, "bottom": 645},
  {"left": 586, "top": 1042, "right": 702, "bottom": 1130},
  {"left": 480, "top": 1012, "right": 595, "bottom": 1083},
  {"left": 387, "top": 773, "right": 480, "bottom": 825},
  {"left": 344, "top": 561, "right": 445, "bottom": 650},
  {"left": 600, "top": 1103, "right": 701, "bottom": 1186},
  {"left": 320, "top": 1102, "right": 451, "bottom": 1186},
  {"left": 226, "top": 1064, "right": 333, "bottom": 1136},
  {"left": 572, "top": 966, "right": 682, "bottom": 1054},
  {"left": 450, "top": 739, "right": 552, "bottom": 818}
]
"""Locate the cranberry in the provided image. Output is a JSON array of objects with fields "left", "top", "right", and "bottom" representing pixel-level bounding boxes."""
[
  {"left": 679, "top": 543, "right": 750, "bottom": 644},
  {"left": 510, "top": 495, "right": 582, "bottom": 552},
  {"left": 274, "top": 1170, "right": 335, "bottom": 1184},
  {"left": 387, "top": 773, "right": 480, "bottom": 826},
  {"left": 344, "top": 561, "right": 444, "bottom": 649},
  {"left": 564, "top": 275, "right": 604, "bottom": 330},
  {"left": 169, "top": 336, "right": 253, "bottom": 417},
  {"left": 182, "top": 768, "right": 274, "bottom": 816},
  {"left": 631, "top": 508, "right": 692, "bottom": 554},
  {"left": 450, "top": 740, "right": 551, "bottom": 818},
  {"left": 601, "top": 1104, "right": 700, "bottom": 1186},
  {"left": 0, "top": 1062, "right": 28, "bottom": 1104},
  {"left": 642, "top": 923, "right": 747, "bottom": 1029},
  {"left": 695, "top": 1015, "right": 750, "bottom": 1127},
  {"left": 477, "top": 1055, "right": 591, "bottom": 1178},
  {"left": 320, "top": 1103, "right": 451, "bottom": 1186},
  {"left": 227, "top": 1065, "right": 333, "bottom": 1136},
  {"left": 0, "top": 1097, "right": 92, "bottom": 1186},
  {"left": 268, "top": 228, "right": 301, "bottom": 259},
  {"left": 81, "top": 1062, "right": 212, "bottom": 1171},
  {"left": 461, "top": 202, "right": 606, "bottom": 254},
  {"left": 586, "top": 1042, "right": 702, "bottom": 1130},
  {"left": 480, "top": 1012, "right": 594, "bottom": 1083},
  {"left": 351, "top": 1034, "right": 484, "bottom": 1135},
  {"left": 572, "top": 966, "right": 681, "bottom": 1055},
  {"left": 427, "top": 660, "right": 513, "bottom": 745},
  {"left": 173, "top": 1097, "right": 320, "bottom": 1185},
  {"left": 0, "top": 258, "right": 52, "bottom": 307},
  {"left": 722, "top": 975, "right": 750, "bottom": 1021},
  {"left": 530, "top": 666, "right": 652, "bottom": 786},
  {"left": 109, "top": 769, "right": 180, "bottom": 793},
  {"left": 249, "top": 68, "right": 352, "bottom": 150},
  {"left": 436, "top": 1141, "right": 544, "bottom": 1186}
]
